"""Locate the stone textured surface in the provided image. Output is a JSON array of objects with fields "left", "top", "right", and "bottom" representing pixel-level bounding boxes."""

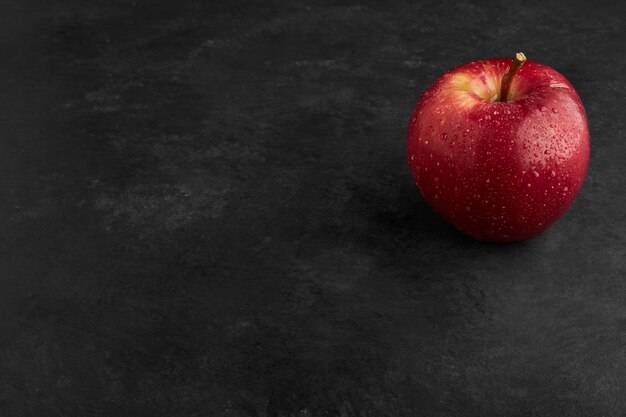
[{"left": 1, "top": 1, "right": 625, "bottom": 416}]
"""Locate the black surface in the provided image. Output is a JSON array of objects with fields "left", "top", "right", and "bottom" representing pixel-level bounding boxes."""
[{"left": 1, "top": 1, "right": 625, "bottom": 416}]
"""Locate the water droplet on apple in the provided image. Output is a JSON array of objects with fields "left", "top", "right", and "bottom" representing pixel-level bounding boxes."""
[
  {"left": 539, "top": 105, "right": 547, "bottom": 112},
  {"left": 527, "top": 183, "right": 532, "bottom": 187},
  {"left": 552, "top": 108, "right": 558, "bottom": 114},
  {"left": 441, "top": 133, "right": 448, "bottom": 141},
  {"left": 532, "top": 171, "right": 539, "bottom": 177},
  {"left": 563, "top": 186, "right": 568, "bottom": 191},
  {"left": 425, "top": 140, "right": 429, "bottom": 145}
]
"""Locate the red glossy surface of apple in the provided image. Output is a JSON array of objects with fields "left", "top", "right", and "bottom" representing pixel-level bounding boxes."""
[{"left": 406, "top": 57, "right": 590, "bottom": 242}]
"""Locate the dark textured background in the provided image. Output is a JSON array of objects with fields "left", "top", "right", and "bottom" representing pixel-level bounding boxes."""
[{"left": 1, "top": 0, "right": 625, "bottom": 416}]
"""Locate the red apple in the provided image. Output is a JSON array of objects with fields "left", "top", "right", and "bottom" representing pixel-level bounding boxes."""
[{"left": 406, "top": 53, "right": 589, "bottom": 242}]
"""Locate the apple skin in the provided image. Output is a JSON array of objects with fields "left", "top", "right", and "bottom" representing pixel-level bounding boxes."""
[{"left": 406, "top": 58, "right": 590, "bottom": 242}]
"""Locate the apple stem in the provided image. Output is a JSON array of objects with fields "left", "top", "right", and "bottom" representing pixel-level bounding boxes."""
[{"left": 499, "top": 52, "right": 527, "bottom": 102}]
